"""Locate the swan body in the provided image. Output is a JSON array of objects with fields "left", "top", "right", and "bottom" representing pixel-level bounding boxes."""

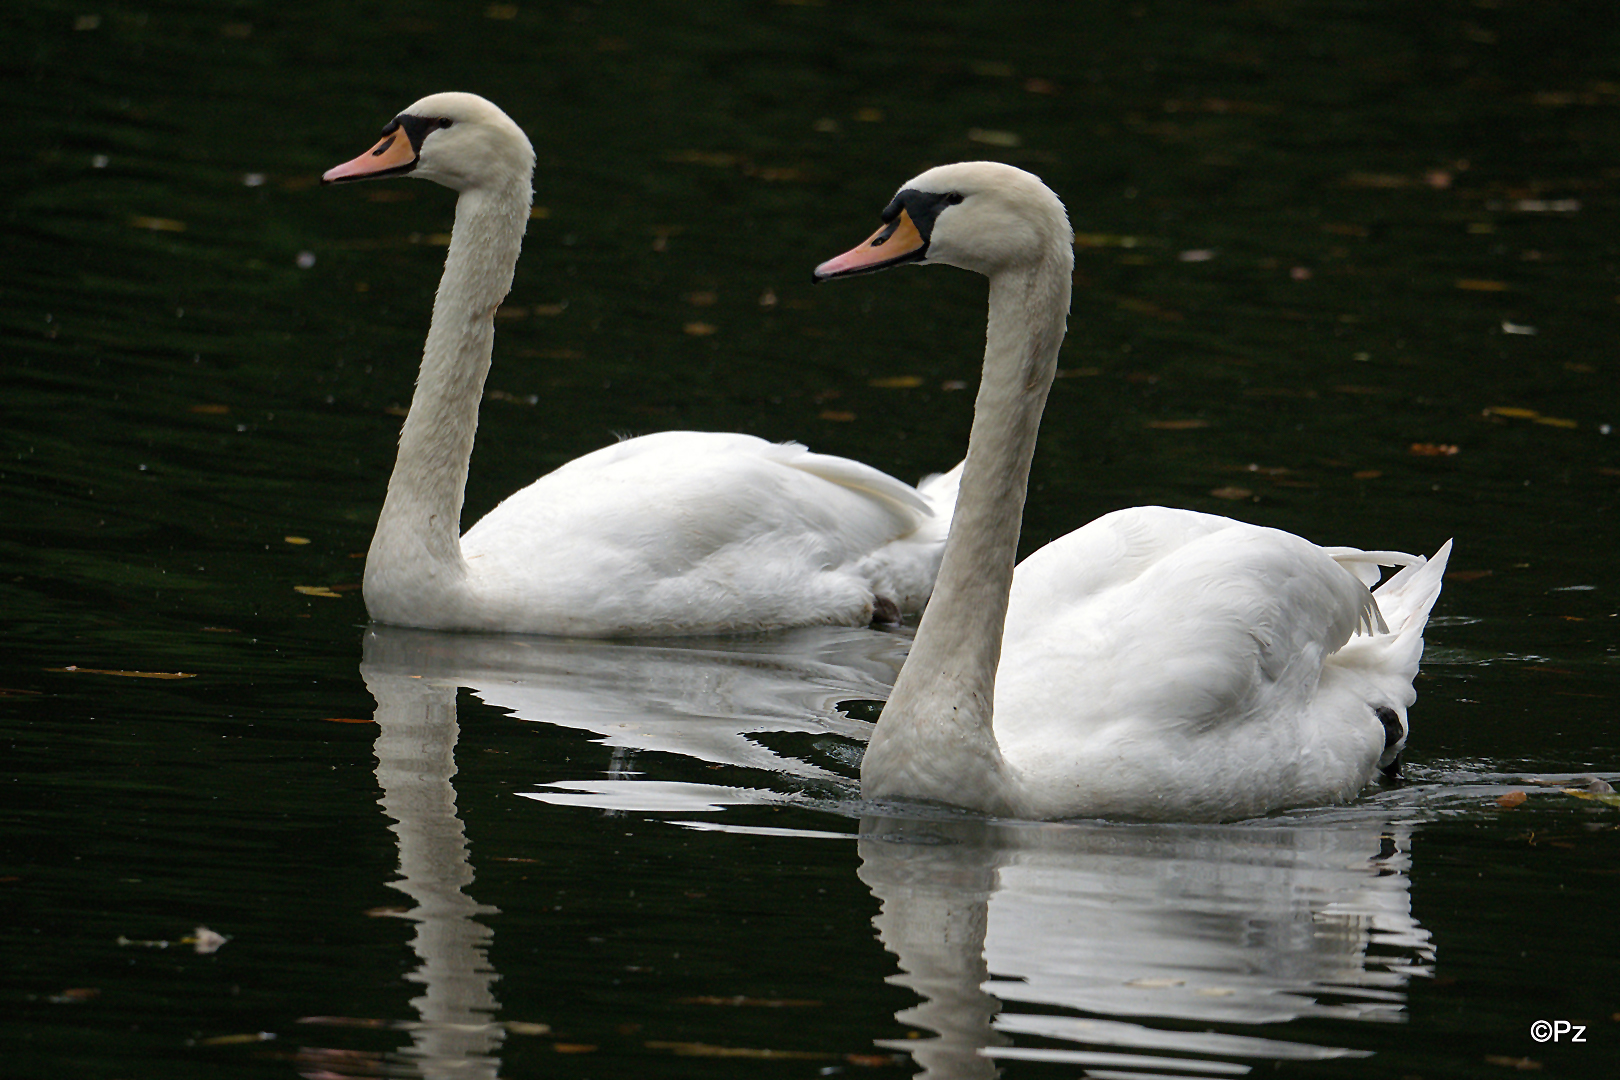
[
  {"left": 323, "top": 93, "right": 958, "bottom": 636},
  {"left": 815, "top": 161, "right": 1450, "bottom": 821}
]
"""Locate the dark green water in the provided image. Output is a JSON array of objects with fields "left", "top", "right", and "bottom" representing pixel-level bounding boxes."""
[{"left": 3, "top": 1, "right": 1617, "bottom": 1077}]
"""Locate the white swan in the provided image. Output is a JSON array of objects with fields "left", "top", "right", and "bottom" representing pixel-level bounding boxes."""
[
  {"left": 322, "top": 93, "right": 959, "bottom": 636},
  {"left": 815, "top": 161, "right": 1451, "bottom": 821}
]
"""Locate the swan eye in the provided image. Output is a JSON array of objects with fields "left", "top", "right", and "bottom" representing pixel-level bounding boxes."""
[
  {"left": 436, "top": 117, "right": 454, "bottom": 130},
  {"left": 945, "top": 192, "right": 965, "bottom": 205}
]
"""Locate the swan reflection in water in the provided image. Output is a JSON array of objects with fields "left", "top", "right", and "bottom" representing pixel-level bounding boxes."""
[
  {"left": 358, "top": 622, "right": 1434, "bottom": 1080},
  {"left": 353, "top": 622, "right": 906, "bottom": 1077},
  {"left": 358, "top": 630, "right": 505, "bottom": 1080},
  {"left": 857, "top": 813, "right": 1430, "bottom": 1079}
]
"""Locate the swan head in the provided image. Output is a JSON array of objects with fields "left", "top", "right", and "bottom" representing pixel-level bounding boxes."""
[
  {"left": 321, "top": 92, "right": 535, "bottom": 193},
  {"left": 813, "top": 161, "right": 1072, "bottom": 282}
]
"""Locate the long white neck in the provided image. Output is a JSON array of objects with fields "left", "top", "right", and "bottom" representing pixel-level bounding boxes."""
[
  {"left": 364, "top": 180, "right": 530, "bottom": 623},
  {"left": 861, "top": 246, "right": 1071, "bottom": 814}
]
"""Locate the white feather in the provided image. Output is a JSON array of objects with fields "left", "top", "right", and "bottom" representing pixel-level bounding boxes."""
[
  {"left": 829, "top": 162, "right": 1452, "bottom": 821},
  {"left": 328, "top": 94, "right": 958, "bottom": 636}
]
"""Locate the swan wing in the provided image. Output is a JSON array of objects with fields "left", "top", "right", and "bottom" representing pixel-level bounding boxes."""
[
  {"left": 456, "top": 432, "right": 951, "bottom": 634},
  {"left": 993, "top": 508, "right": 1414, "bottom": 818}
]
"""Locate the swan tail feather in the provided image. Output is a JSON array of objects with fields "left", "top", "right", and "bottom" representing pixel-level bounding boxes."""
[
  {"left": 1324, "top": 547, "right": 1422, "bottom": 588},
  {"left": 788, "top": 449, "right": 935, "bottom": 517},
  {"left": 914, "top": 460, "right": 965, "bottom": 539},
  {"left": 1335, "top": 539, "right": 1451, "bottom": 699},
  {"left": 1327, "top": 546, "right": 1438, "bottom": 638},
  {"left": 1372, "top": 540, "right": 1452, "bottom": 639}
]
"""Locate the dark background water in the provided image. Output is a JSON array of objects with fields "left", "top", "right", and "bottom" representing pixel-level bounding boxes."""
[{"left": 3, "top": 1, "right": 1617, "bottom": 1077}]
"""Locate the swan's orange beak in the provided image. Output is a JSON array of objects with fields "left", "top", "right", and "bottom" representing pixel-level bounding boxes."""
[
  {"left": 813, "top": 208, "right": 928, "bottom": 281},
  {"left": 322, "top": 129, "right": 419, "bottom": 184}
]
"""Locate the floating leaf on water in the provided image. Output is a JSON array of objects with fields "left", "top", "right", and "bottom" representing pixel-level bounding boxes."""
[
  {"left": 1495, "top": 790, "right": 1528, "bottom": 809},
  {"left": 645, "top": 1041, "right": 832, "bottom": 1061},
  {"left": 296, "top": 1015, "right": 391, "bottom": 1028},
  {"left": 1501, "top": 321, "right": 1538, "bottom": 335},
  {"left": 294, "top": 585, "right": 342, "bottom": 598},
  {"left": 48, "top": 987, "right": 101, "bottom": 1002},
  {"left": 1409, "top": 443, "right": 1460, "bottom": 456},
  {"left": 1485, "top": 406, "right": 1541, "bottom": 419},
  {"left": 683, "top": 321, "right": 717, "bottom": 336},
  {"left": 1560, "top": 775, "right": 1619, "bottom": 807},
  {"left": 1507, "top": 198, "right": 1579, "bottom": 213},
  {"left": 197, "top": 1032, "right": 275, "bottom": 1046},
  {"left": 188, "top": 926, "right": 227, "bottom": 954},
  {"left": 845, "top": 1053, "right": 904, "bottom": 1067},
  {"left": 503, "top": 1021, "right": 553, "bottom": 1036},
  {"left": 553, "top": 1043, "right": 598, "bottom": 1054},
  {"left": 1482, "top": 1054, "right": 1542, "bottom": 1070},
  {"left": 1074, "top": 233, "right": 1142, "bottom": 248},
  {"left": 1533, "top": 416, "right": 1577, "bottom": 429},
  {"left": 967, "top": 128, "right": 1022, "bottom": 147},
  {"left": 284, "top": 536, "right": 311, "bottom": 546},
  {"left": 129, "top": 216, "right": 186, "bottom": 232},
  {"left": 1343, "top": 172, "right": 1413, "bottom": 189},
  {"left": 51, "top": 666, "right": 196, "bottom": 679},
  {"left": 1209, "top": 486, "right": 1254, "bottom": 501},
  {"left": 819, "top": 410, "right": 856, "bottom": 422},
  {"left": 868, "top": 375, "right": 924, "bottom": 389}
]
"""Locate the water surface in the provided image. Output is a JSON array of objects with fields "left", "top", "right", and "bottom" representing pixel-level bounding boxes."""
[{"left": 4, "top": 1, "right": 1617, "bottom": 1077}]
